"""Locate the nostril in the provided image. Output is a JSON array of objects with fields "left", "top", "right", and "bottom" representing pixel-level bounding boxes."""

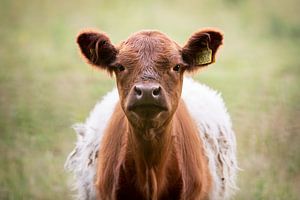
[
  {"left": 152, "top": 86, "right": 161, "bottom": 97},
  {"left": 134, "top": 86, "right": 142, "bottom": 96}
]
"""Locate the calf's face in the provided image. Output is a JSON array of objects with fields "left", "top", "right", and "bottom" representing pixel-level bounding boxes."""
[
  {"left": 112, "top": 32, "right": 185, "bottom": 129},
  {"left": 77, "top": 29, "right": 223, "bottom": 130}
]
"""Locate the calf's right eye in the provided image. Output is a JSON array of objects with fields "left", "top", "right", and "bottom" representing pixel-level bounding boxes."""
[{"left": 173, "top": 64, "right": 181, "bottom": 72}]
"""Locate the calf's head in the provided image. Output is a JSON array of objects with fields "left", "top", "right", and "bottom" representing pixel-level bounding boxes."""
[{"left": 77, "top": 29, "right": 223, "bottom": 131}]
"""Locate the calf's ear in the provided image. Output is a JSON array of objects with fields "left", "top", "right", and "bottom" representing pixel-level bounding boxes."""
[
  {"left": 182, "top": 29, "right": 223, "bottom": 72},
  {"left": 77, "top": 30, "right": 117, "bottom": 73}
]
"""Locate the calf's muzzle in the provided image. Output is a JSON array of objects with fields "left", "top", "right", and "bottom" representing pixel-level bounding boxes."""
[
  {"left": 134, "top": 84, "right": 161, "bottom": 101},
  {"left": 126, "top": 83, "right": 168, "bottom": 119}
]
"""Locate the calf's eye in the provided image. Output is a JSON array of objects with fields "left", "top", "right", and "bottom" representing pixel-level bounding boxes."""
[
  {"left": 173, "top": 64, "right": 181, "bottom": 72},
  {"left": 116, "top": 64, "right": 125, "bottom": 72}
]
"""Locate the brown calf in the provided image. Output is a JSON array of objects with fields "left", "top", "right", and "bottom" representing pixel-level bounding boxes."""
[{"left": 77, "top": 29, "right": 223, "bottom": 200}]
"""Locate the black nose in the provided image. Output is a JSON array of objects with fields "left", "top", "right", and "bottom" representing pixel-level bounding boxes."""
[
  {"left": 134, "top": 84, "right": 161, "bottom": 100},
  {"left": 127, "top": 83, "right": 167, "bottom": 116}
]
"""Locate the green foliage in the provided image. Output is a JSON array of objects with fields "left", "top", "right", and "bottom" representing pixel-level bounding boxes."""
[{"left": 0, "top": 0, "right": 299, "bottom": 199}]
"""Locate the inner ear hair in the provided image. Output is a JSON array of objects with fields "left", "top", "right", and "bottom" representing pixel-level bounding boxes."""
[{"left": 77, "top": 30, "right": 118, "bottom": 73}]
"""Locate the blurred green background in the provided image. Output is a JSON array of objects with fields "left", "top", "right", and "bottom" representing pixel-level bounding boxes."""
[{"left": 0, "top": 0, "right": 299, "bottom": 199}]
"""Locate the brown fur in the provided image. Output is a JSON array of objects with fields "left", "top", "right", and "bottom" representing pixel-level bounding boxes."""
[
  {"left": 96, "top": 100, "right": 211, "bottom": 200},
  {"left": 76, "top": 28, "right": 223, "bottom": 200}
]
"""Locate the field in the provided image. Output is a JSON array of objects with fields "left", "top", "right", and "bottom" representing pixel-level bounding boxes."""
[{"left": 0, "top": 0, "right": 299, "bottom": 199}]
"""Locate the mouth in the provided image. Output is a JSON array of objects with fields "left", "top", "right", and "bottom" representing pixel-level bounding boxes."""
[{"left": 127, "top": 103, "right": 168, "bottom": 119}]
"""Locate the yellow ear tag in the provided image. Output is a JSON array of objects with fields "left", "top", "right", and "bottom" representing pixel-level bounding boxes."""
[{"left": 196, "top": 47, "right": 212, "bottom": 65}]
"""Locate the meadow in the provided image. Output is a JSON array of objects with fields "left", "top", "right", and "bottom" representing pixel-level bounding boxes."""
[{"left": 0, "top": 0, "right": 299, "bottom": 199}]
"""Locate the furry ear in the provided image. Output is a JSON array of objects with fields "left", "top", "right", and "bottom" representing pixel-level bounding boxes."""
[
  {"left": 182, "top": 29, "right": 223, "bottom": 71},
  {"left": 77, "top": 31, "right": 117, "bottom": 73}
]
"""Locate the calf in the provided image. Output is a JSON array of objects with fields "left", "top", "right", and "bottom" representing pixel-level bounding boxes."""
[{"left": 65, "top": 28, "right": 238, "bottom": 200}]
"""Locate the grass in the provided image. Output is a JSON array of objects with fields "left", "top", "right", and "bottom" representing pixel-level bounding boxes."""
[{"left": 0, "top": 0, "right": 299, "bottom": 199}]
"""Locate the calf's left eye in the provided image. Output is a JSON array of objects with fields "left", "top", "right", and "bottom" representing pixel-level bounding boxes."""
[
  {"left": 115, "top": 64, "right": 125, "bottom": 72},
  {"left": 173, "top": 64, "right": 181, "bottom": 72}
]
